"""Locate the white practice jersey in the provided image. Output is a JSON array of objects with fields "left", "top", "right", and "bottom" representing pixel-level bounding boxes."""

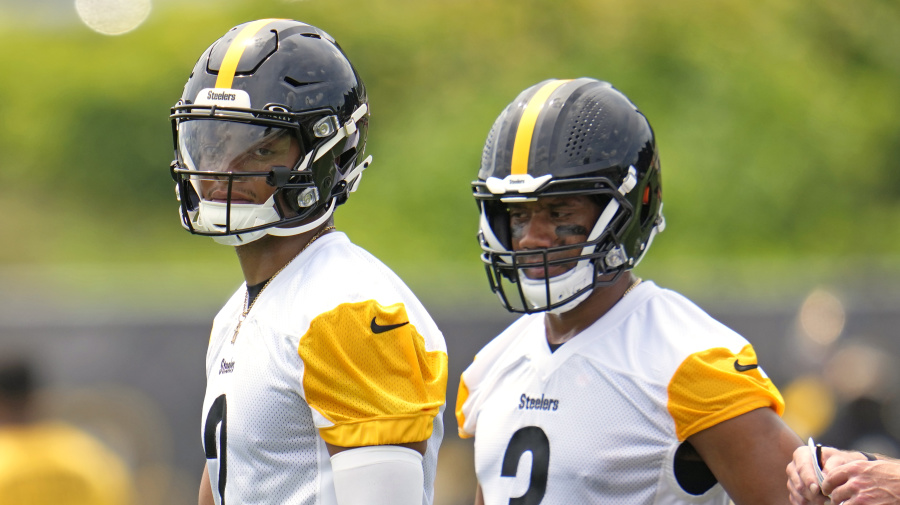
[
  {"left": 456, "top": 281, "right": 784, "bottom": 505},
  {"left": 201, "top": 232, "right": 448, "bottom": 505}
]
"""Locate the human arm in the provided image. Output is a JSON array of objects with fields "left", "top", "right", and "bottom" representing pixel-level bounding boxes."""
[
  {"left": 689, "top": 406, "right": 802, "bottom": 505},
  {"left": 327, "top": 442, "right": 428, "bottom": 505},
  {"left": 299, "top": 300, "right": 447, "bottom": 505},
  {"left": 199, "top": 463, "right": 214, "bottom": 505},
  {"left": 475, "top": 482, "right": 485, "bottom": 505}
]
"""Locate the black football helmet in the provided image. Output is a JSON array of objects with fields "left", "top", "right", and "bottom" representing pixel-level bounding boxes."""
[
  {"left": 474, "top": 78, "right": 665, "bottom": 314},
  {"left": 170, "top": 19, "right": 371, "bottom": 245}
]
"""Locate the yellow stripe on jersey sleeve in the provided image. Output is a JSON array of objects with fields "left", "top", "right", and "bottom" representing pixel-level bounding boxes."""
[
  {"left": 455, "top": 374, "right": 472, "bottom": 439},
  {"left": 298, "top": 300, "right": 448, "bottom": 447},
  {"left": 667, "top": 344, "right": 785, "bottom": 441}
]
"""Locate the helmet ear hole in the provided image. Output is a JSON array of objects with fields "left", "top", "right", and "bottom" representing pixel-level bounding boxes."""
[
  {"left": 337, "top": 147, "right": 358, "bottom": 173},
  {"left": 279, "top": 189, "right": 301, "bottom": 214},
  {"left": 485, "top": 201, "right": 512, "bottom": 250},
  {"left": 590, "top": 194, "right": 612, "bottom": 210},
  {"left": 185, "top": 182, "right": 200, "bottom": 211}
]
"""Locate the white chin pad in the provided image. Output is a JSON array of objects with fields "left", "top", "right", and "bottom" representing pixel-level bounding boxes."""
[
  {"left": 330, "top": 446, "right": 423, "bottom": 505},
  {"left": 194, "top": 196, "right": 338, "bottom": 246},
  {"left": 196, "top": 196, "right": 280, "bottom": 234},
  {"left": 519, "top": 261, "right": 595, "bottom": 314}
]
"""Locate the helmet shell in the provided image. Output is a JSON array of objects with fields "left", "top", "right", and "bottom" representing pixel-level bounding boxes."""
[
  {"left": 474, "top": 78, "right": 664, "bottom": 313},
  {"left": 170, "top": 19, "right": 371, "bottom": 243},
  {"left": 181, "top": 20, "right": 366, "bottom": 124}
]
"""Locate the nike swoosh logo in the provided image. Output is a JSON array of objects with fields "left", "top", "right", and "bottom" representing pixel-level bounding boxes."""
[
  {"left": 734, "top": 360, "right": 759, "bottom": 372},
  {"left": 370, "top": 317, "right": 409, "bottom": 334}
]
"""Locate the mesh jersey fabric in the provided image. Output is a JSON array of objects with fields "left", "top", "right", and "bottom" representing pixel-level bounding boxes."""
[
  {"left": 201, "top": 232, "right": 448, "bottom": 505},
  {"left": 456, "top": 281, "right": 784, "bottom": 505},
  {"left": 0, "top": 421, "right": 133, "bottom": 505}
]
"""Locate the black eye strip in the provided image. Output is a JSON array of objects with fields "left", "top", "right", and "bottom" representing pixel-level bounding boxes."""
[
  {"left": 555, "top": 224, "right": 589, "bottom": 237},
  {"left": 509, "top": 223, "right": 589, "bottom": 240}
]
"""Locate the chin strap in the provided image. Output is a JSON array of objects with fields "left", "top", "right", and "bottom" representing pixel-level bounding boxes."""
[
  {"left": 267, "top": 197, "right": 338, "bottom": 237},
  {"left": 267, "top": 152, "right": 372, "bottom": 238},
  {"left": 342, "top": 155, "right": 372, "bottom": 194}
]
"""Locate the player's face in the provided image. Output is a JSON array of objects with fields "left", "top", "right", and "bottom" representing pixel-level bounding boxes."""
[
  {"left": 179, "top": 120, "right": 303, "bottom": 205},
  {"left": 509, "top": 195, "right": 601, "bottom": 279}
]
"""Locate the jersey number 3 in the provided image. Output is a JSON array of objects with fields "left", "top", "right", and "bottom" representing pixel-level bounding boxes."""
[
  {"left": 501, "top": 426, "right": 550, "bottom": 505},
  {"left": 204, "top": 394, "right": 228, "bottom": 504}
]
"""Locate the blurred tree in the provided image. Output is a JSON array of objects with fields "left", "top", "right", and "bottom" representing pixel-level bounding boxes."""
[{"left": 0, "top": 0, "right": 897, "bottom": 306}]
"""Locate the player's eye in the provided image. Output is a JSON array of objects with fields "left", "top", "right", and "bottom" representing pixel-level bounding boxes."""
[
  {"left": 550, "top": 208, "right": 575, "bottom": 220},
  {"left": 508, "top": 209, "right": 529, "bottom": 223},
  {"left": 253, "top": 146, "right": 275, "bottom": 157}
]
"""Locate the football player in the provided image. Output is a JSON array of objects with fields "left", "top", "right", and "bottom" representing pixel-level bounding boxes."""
[
  {"left": 0, "top": 356, "right": 134, "bottom": 504},
  {"left": 456, "top": 78, "right": 802, "bottom": 505},
  {"left": 169, "top": 19, "right": 448, "bottom": 505}
]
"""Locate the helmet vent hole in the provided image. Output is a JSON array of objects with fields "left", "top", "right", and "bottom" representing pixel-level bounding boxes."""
[
  {"left": 562, "top": 97, "right": 605, "bottom": 165},
  {"left": 284, "top": 76, "right": 305, "bottom": 88},
  {"left": 480, "top": 123, "right": 498, "bottom": 172}
]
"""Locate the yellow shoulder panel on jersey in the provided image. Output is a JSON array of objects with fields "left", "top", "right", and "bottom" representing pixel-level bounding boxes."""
[
  {"left": 299, "top": 300, "right": 448, "bottom": 447},
  {"left": 667, "top": 344, "right": 785, "bottom": 441},
  {"left": 455, "top": 374, "right": 472, "bottom": 439}
]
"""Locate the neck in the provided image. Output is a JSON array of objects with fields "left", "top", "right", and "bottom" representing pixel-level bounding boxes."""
[
  {"left": 544, "top": 272, "right": 640, "bottom": 346},
  {"left": 234, "top": 224, "right": 334, "bottom": 285}
]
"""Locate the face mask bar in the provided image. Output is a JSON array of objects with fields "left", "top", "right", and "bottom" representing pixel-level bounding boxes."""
[
  {"left": 170, "top": 118, "right": 316, "bottom": 237},
  {"left": 485, "top": 256, "right": 629, "bottom": 314},
  {"left": 170, "top": 102, "right": 332, "bottom": 131},
  {"left": 170, "top": 164, "right": 318, "bottom": 236}
]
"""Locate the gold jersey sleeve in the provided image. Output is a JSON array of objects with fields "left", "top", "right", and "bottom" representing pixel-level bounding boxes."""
[
  {"left": 454, "top": 374, "right": 471, "bottom": 439},
  {"left": 299, "top": 299, "right": 448, "bottom": 447},
  {"left": 667, "top": 344, "right": 785, "bottom": 441}
]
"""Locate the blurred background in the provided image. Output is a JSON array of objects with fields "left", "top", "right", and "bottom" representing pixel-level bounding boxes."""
[{"left": 0, "top": 0, "right": 899, "bottom": 503}]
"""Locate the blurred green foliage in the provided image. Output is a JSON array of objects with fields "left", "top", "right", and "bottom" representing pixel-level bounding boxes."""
[{"left": 0, "top": 0, "right": 898, "bottom": 308}]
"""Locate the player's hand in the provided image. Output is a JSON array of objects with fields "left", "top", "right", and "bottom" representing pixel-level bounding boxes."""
[
  {"left": 787, "top": 444, "right": 829, "bottom": 505},
  {"left": 787, "top": 445, "right": 862, "bottom": 505},
  {"left": 824, "top": 459, "right": 900, "bottom": 505}
]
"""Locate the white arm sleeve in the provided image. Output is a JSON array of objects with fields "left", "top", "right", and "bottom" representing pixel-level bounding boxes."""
[{"left": 330, "top": 445, "right": 424, "bottom": 505}]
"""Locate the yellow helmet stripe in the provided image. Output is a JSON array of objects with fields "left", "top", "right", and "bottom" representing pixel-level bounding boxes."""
[
  {"left": 214, "top": 19, "right": 281, "bottom": 89},
  {"left": 510, "top": 79, "right": 570, "bottom": 175}
]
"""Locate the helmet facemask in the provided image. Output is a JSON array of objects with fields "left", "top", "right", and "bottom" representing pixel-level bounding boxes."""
[
  {"left": 170, "top": 102, "right": 371, "bottom": 246},
  {"left": 473, "top": 78, "right": 665, "bottom": 314},
  {"left": 477, "top": 170, "right": 643, "bottom": 314}
]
